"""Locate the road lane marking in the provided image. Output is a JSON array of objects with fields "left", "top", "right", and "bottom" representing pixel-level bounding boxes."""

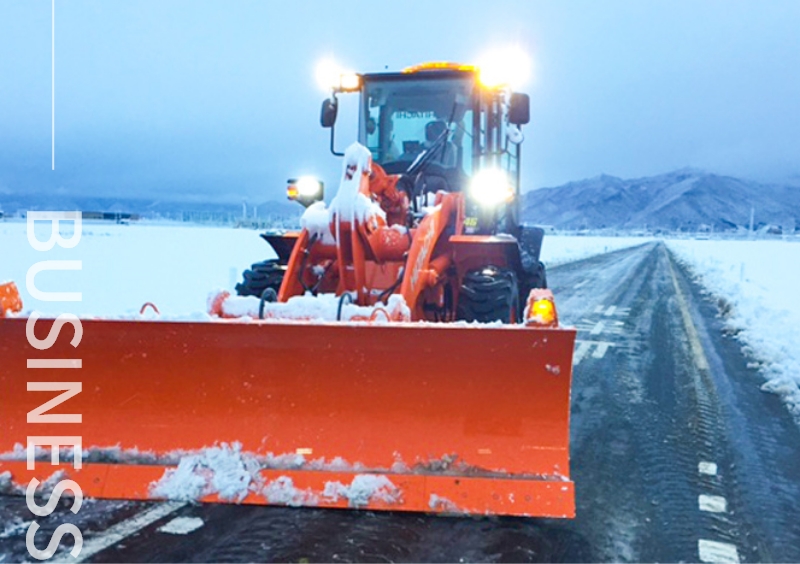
[
  {"left": 52, "top": 501, "right": 187, "bottom": 563},
  {"left": 592, "top": 342, "right": 611, "bottom": 359},
  {"left": 574, "top": 280, "right": 587, "bottom": 289},
  {"left": 666, "top": 253, "right": 710, "bottom": 372},
  {"left": 698, "top": 539, "right": 740, "bottom": 563},
  {"left": 594, "top": 305, "right": 605, "bottom": 313},
  {"left": 573, "top": 341, "right": 592, "bottom": 365},
  {"left": 699, "top": 461, "right": 718, "bottom": 476},
  {"left": 604, "top": 305, "right": 617, "bottom": 316},
  {"left": 699, "top": 494, "right": 727, "bottom": 513},
  {"left": 574, "top": 340, "right": 615, "bottom": 364},
  {"left": 590, "top": 321, "right": 605, "bottom": 335}
]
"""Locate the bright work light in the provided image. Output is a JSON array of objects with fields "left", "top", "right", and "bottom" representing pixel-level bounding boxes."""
[
  {"left": 315, "top": 58, "right": 360, "bottom": 92},
  {"left": 469, "top": 169, "right": 514, "bottom": 206},
  {"left": 287, "top": 176, "right": 324, "bottom": 207},
  {"left": 477, "top": 46, "right": 531, "bottom": 90}
]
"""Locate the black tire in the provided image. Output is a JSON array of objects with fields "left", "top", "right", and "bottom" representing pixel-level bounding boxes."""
[
  {"left": 235, "top": 260, "right": 285, "bottom": 298},
  {"left": 531, "top": 260, "right": 547, "bottom": 290},
  {"left": 457, "top": 266, "right": 520, "bottom": 323}
]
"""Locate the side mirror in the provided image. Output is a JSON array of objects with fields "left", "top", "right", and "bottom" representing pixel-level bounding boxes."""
[
  {"left": 508, "top": 93, "right": 530, "bottom": 125},
  {"left": 320, "top": 98, "right": 338, "bottom": 128}
]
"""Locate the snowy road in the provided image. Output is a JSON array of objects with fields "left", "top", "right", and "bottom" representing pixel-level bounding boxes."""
[{"left": 3, "top": 242, "right": 800, "bottom": 562}]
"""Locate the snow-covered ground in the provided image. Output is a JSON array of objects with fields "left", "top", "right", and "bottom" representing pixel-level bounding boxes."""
[
  {"left": 667, "top": 239, "right": 800, "bottom": 421},
  {"left": 1, "top": 220, "right": 275, "bottom": 317}
]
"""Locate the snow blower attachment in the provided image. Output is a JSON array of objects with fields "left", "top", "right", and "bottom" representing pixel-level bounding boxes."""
[{"left": 0, "top": 60, "right": 576, "bottom": 518}]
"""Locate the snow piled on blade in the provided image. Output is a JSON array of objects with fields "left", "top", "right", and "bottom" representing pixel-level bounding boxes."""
[
  {"left": 322, "top": 474, "right": 400, "bottom": 507},
  {"left": 329, "top": 142, "right": 386, "bottom": 224},
  {"left": 150, "top": 442, "right": 256, "bottom": 502},
  {"left": 261, "top": 476, "right": 318, "bottom": 507},
  {"left": 429, "top": 494, "right": 460, "bottom": 512},
  {"left": 0, "top": 471, "right": 24, "bottom": 495},
  {"left": 667, "top": 239, "right": 800, "bottom": 423},
  {"left": 220, "top": 292, "right": 411, "bottom": 323}
]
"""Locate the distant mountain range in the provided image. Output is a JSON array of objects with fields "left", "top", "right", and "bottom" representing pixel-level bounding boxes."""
[
  {"left": 522, "top": 169, "right": 800, "bottom": 232},
  {"left": 3, "top": 169, "right": 799, "bottom": 233}
]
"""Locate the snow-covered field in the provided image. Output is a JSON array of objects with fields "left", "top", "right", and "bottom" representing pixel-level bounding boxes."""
[
  {"left": 667, "top": 239, "right": 800, "bottom": 421},
  {"left": 3, "top": 218, "right": 798, "bottom": 421},
  {"left": 1, "top": 220, "right": 275, "bottom": 317}
]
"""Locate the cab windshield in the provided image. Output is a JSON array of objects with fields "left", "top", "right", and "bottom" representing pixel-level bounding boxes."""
[{"left": 359, "top": 75, "right": 475, "bottom": 176}]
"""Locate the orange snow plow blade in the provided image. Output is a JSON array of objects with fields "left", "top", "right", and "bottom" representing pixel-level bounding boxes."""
[{"left": 0, "top": 318, "right": 576, "bottom": 518}]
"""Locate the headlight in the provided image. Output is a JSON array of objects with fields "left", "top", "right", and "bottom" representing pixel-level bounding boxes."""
[
  {"left": 287, "top": 176, "right": 324, "bottom": 207},
  {"left": 296, "top": 176, "right": 323, "bottom": 198},
  {"left": 469, "top": 169, "right": 514, "bottom": 206}
]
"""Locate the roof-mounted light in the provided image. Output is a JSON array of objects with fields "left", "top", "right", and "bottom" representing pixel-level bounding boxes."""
[
  {"left": 477, "top": 46, "right": 531, "bottom": 90},
  {"left": 402, "top": 61, "right": 476, "bottom": 74}
]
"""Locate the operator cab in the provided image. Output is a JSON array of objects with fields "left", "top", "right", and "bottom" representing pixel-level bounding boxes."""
[{"left": 320, "top": 62, "right": 530, "bottom": 236}]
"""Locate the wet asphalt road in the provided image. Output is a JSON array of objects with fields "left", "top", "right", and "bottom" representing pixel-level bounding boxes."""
[{"left": 2, "top": 241, "right": 800, "bottom": 562}]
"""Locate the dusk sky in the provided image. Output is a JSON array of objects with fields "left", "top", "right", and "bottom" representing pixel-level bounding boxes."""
[{"left": 1, "top": 1, "right": 799, "bottom": 203}]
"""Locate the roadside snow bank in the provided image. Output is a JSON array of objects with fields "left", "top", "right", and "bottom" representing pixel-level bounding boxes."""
[{"left": 667, "top": 239, "right": 800, "bottom": 422}]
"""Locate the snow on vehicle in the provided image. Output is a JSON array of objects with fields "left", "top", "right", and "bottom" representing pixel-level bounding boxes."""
[{"left": 0, "top": 58, "right": 576, "bottom": 518}]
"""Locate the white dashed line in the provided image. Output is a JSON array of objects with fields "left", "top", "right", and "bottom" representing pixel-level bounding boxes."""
[
  {"left": 574, "top": 340, "right": 615, "bottom": 364},
  {"left": 699, "top": 494, "right": 727, "bottom": 513},
  {"left": 52, "top": 501, "right": 187, "bottom": 563},
  {"left": 592, "top": 342, "right": 611, "bottom": 359},
  {"left": 604, "top": 305, "right": 617, "bottom": 316},
  {"left": 594, "top": 305, "right": 605, "bottom": 313},
  {"left": 574, "top": 280, "right": 587, "bottom": 289},
  {"left": 699, "top": 461, "right": 718, "bottom": 476},
  {"left": 698, "top": 539, "right": 740, "bottom": 563},
  {"left": 573, "top": 341, "right": 592, "bottom": 365},
  {"left": 590, "top": 321, "right": 605, "bottom": 335}
]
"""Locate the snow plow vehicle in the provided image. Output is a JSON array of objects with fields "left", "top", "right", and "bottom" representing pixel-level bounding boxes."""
[{"left": 0, "top": 60, "right": 577, "bottom": 518}]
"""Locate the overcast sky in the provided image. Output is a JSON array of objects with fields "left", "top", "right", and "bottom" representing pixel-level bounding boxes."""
[{"left": 1, "top": 0, "right": 799, "bottom": 202}]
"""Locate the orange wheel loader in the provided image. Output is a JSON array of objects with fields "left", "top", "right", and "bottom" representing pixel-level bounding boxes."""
[{"left": 0, "top": 61, "right": 576, "bottom": 518}]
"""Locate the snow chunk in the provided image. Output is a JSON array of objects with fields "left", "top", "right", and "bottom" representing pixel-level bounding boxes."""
[
  {"left": 261, "top": 476, "right": 318, "bottom": 507},
  {"left": 0, "top": 471, "right": 24, "bottom": 495},
  {"left": 300, "top": 201, "right": 335, "bottom": 245},
  {"left": 157, "top": 516, "right": 204, "bottom": 535},
  {"left": 429, "top": 494, "right": 460, "bottom": 512},
  {"left": 322, "top": 474, "right": 400, "bottom": 507},
  {"left": 328, "top": 143, "right": 386, "bottom": 225},
  {"left": 150, "top": 443, "right": 256, "bottom": 502}
]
